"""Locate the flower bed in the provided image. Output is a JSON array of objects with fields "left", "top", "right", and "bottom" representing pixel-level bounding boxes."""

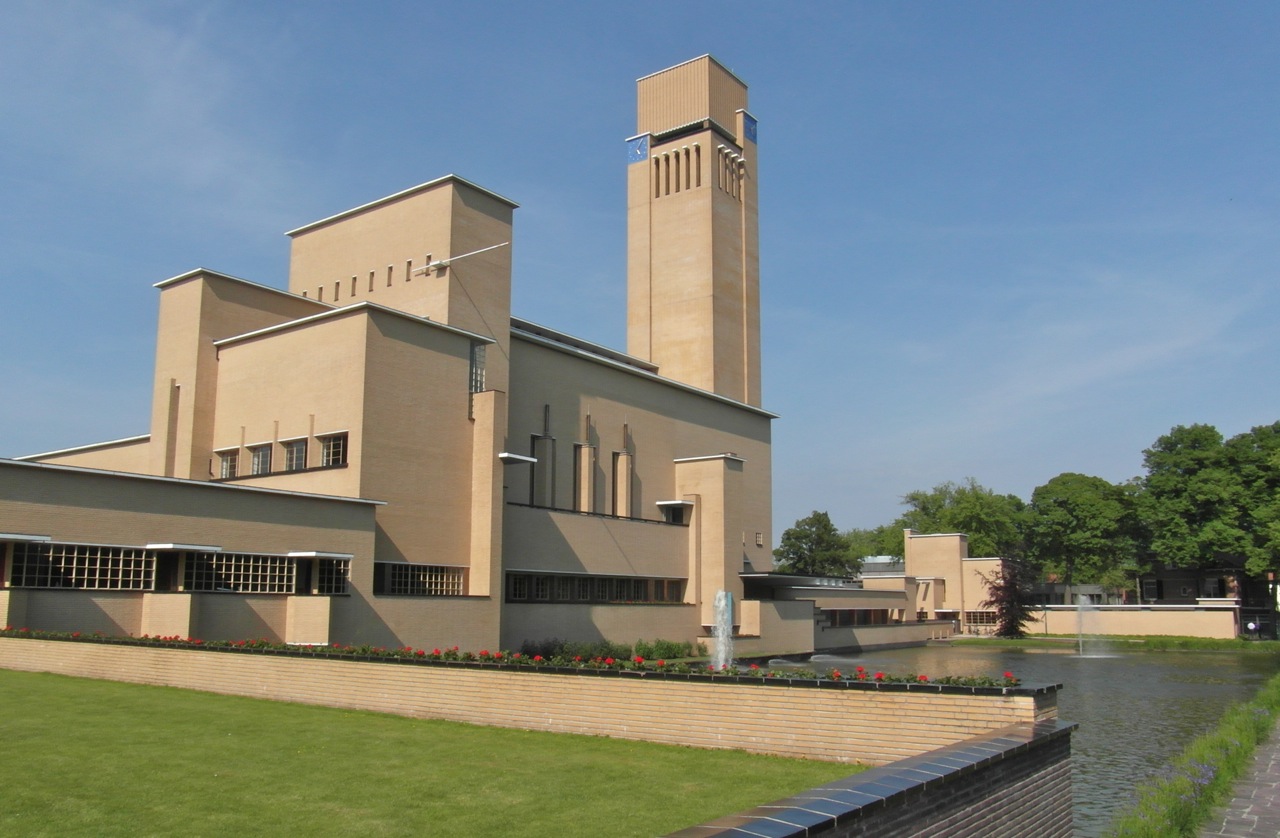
[{"left": 0, "top": 626, "right": 1023, "bottom": 691}]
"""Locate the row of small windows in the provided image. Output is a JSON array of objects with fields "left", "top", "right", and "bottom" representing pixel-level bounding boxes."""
[
  {"left": 716, "top": 145, "right": 746, "bottom": 200},
  {"left": 373, "top": 562, "right": 466, "bottom": 596},
  {"left": 218, "top": 432, "right": 347, "bottom": 480},
  {"left": 825, "top": 609, "right": 892, "bottom": 628},
  {"left": 6, "top": 543, "right": 348, "bottom": 596},
  {"left": 652, "top": 144, "right": 702, "bottom": 197},
  {"left": 303, "top": 258, "right": 431, "bottom": 303},
  {"left": 505, "top": 573, "right": 685, "bottom": 605}
]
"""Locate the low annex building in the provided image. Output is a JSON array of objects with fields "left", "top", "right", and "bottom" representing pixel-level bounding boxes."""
[{"left": 0, "top": 57, "right": 917, "bottom": 654}]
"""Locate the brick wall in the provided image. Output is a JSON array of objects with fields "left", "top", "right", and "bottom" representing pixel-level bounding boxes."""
[
  {"left": 0, "top": 637, "right": 1055, "bottom": 765},
  {"left": 668, "top": 720, "right": 1076, "bottom": 837}
]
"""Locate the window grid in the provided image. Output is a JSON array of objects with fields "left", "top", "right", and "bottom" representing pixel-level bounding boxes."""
[
  {"left": 317, "top": 559, "right": 350, "bottom": 595},
  {"left": 384, "top": 563, "right": 466, "bottom": 596},
  {"left": 505, "top": 573, "right": 684, "bottom": 605},
  {"left": 11, "top": 542, "right": 154, "bottom": 590},
  {"left": 250, "top": 445, "right": 272, "bottom": 475},
  {"left": 283, "top": 439, "right": 307, "bottom": 472},
  {"left": 219, "top": 451, "right": 239, "bottom": 479},
  {"left": 321, "top": 434, "right": 348, "bottom": 467},
  {"left": 469, "top": 343, "right": 487, "bottom": 393},
  {"left": 185, "top": 552, "right": 295, "bottom": 594}
]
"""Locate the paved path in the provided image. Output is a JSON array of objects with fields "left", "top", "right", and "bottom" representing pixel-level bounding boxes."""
[{"left": 1202, "top": 729, "right": 1280, "bottom": 836}]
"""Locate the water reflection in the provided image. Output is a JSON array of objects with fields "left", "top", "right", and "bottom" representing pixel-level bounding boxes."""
[{"left": 787, "top": 644, "right": 1275, "bottom": 837}]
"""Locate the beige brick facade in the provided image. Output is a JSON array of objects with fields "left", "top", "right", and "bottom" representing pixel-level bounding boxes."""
[{"left": 0, "top": 58, "right": 916, "bottom": 655}]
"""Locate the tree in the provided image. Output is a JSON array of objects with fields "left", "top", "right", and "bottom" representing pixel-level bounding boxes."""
[
  {"left": 892, "top": 478, "right": 1026, "bottom": 558},
  {"left": 1023, "top": 473, "right": 1143, "bottom": 591},
  {"left": 979, "top": 559, "right": 1037, "bottom": 638},
  {"left": 844, "top": 524, "right": 900, "bottom": 561},
  {"left": 773, "top": 511, "right": 860, "bottom": 576},
  {"left": 1139, "top": 424, "right": 1249, "bottom": 569},
  {"left": 1222, "top": 421, "right": 1280, "bottom": 576}
]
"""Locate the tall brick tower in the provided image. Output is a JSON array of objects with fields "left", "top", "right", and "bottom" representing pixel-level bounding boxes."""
[{"left": 626, "top": 56, "right": 762, "bottom": 407}]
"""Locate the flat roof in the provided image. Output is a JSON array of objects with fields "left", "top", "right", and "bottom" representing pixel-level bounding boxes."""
[
  {"left": 512, "top": 327, "right": 778, "bottom": 419},
  {"left": 0, "top": 458, "right": 385, "bottom": 506},
  {"left": 214, "top": 301, "right": 496, "bottom": 349},
  {"left": 15, "top": 434, "right": 150, "bottom": 462},
  {"left": 286, "top": 175, "right": 518, "bottom": 237}
]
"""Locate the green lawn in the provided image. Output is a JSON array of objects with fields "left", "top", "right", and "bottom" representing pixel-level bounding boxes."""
[{"left": 0, "top": 669, "right": 857, "bottom": 837}]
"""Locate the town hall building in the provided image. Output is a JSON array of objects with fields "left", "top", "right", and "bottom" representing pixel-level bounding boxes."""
[{"left": 0, "top": 57, "right": 918, "bottom": 654}]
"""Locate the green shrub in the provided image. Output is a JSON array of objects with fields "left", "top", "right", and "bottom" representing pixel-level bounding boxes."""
[{"left": 634, "top": 638, "right": 702, "bottom": 660}]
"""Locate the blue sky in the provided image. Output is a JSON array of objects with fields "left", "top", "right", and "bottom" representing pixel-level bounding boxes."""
[{"left": 2, "top": 2, "right": 1277, "bottom": 537}]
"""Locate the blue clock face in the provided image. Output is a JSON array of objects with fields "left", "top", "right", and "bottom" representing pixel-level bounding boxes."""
[
  {"left": 626, "top": 135, "right": 650, "bottom": 163},
  {"left": 742, "top": 114, "right": 758, "bottom": 144}
]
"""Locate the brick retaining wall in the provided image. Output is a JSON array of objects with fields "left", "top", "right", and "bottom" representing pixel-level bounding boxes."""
[
  {"left": 0, "top": 637, "right": 1055, "bottom": 765},
  {"left": 669, "top": 720, "right": 1076, "bottom": 837}
]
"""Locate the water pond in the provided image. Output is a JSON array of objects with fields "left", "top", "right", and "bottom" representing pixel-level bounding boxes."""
[{"left": 783, "top": 643, "right": 1277, "bottom": 837}]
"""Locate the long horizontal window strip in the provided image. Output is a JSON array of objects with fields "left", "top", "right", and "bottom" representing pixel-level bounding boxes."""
[
  {"left": 374, "top": 563, "right": 466, "bottom": 597},
  {"left": 10, "top": 542, "right": 155, "bottom": 590},
  {"left": 505, "top": 572, "right": 684, "bottom": 604},
  {"left": 827, "top": 609, "right": 891, "bottom": 627},
  {"left": 185, "top": 552, "right": 296, "bottom": 594}
]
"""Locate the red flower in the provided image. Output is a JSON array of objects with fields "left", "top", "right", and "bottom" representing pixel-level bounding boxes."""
[
  {"left": 415, "top": 649, "right": 425, "bottom": 657},
  {"left": 831, "top": 670, "right": 842, "bottom": 680},
  {"left": 749, "top": 663, "right": 759, "bottom": 670},
  {"left": 918, "top": 675, "right": 928, "bottom": 682},
  {"left": 479, "top": 650, "right": 490, "bottom": 658},
  {"left": 874, "top": 671, "right": 885, "bottom": 681},
  {"left": 657, "top": 660, "right": 666, "bottom": 667},
  {"left": 855, "top": 665, "right": 865, "bottom": 673},
  {"left": 533, "top": 655, "right": 543, "bottom": 662},
  {"left": 634, "top": 656, "right": 644, "bottom": 664},
  {"left": 1004, "top": 671, "right": 1014, "bottom": 679},
  {"left": 493, "top": 652, "right": 503, "bottom": 660},
  {"left": 574, "top": 655, "right": 582, "bottom": 662},
  {"left": 432, "top": 648, "right": 442, "bottom": 656},
  {"left": 604, "top": 657, "right": 615, "bottom": 665},
  {"left": 511, "top": 653, "right": 521, "bottom": 660}
]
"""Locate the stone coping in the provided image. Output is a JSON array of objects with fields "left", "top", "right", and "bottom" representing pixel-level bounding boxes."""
[
  {"left": 0, "top": 632, "right": 1059, "bottom": 696},
  {"left": 665, "top": 719, "right": 1078, "bottom": 836}
]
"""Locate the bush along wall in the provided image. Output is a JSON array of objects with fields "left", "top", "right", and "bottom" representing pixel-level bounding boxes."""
[{"left": 0, "top": 627, "right": 1030, "bottom": 693}]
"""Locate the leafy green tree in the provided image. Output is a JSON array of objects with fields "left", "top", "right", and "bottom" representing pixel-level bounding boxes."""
[
  {"left": 773, "top": 511, "right": 860, "bottom": 576},
  {"left": 1139, "top": 424, "right": 1250, "bottom": 569},
  {"left": 844, "top": 524, "right": 900, "bottom": 561},
  {"left": 1222, "top": 421, "right": 1280, "bottom": 576},
  {"left": 892, "top": 478, "right": 1026, "bottom": 558},
  {"left": 1024, "top": 472, "right": 1144, "bottom": 590},
  {"left": 979, "top": 559, "right": 1037, "bottom": 638}
]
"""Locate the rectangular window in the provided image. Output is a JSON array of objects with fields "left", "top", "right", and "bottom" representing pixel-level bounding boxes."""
[
  {"left": 250, "top": 445, "right": 272, "bottom": 475},
  {"left": 321, "top": 433, "right": 348, "bottom": 467},
  {"left": 533, "top": 576, "right": 551, "bottom": 601},
  {"left": 185, "top": 552, "right": 294, "bottom": 594},
  {"left": 373, "top": 563, "right": 466, "bottom": 596},
  {"left": 1142, "top": 579, "right": 1159, "bottom": 601},
  {"left": 283, "top": 439, "right": 307, "bottom": 472},
  {"left": 218, "top": 450, "right": 238, "bottom": 479},
  {"left": 555, "top": 576, "right": 574, "bottom": 601},
  {"left": 317, "top": 559, "right": 350, "bottom": 595},
  {"left": 469, "top": 343, "right": 487, "bottom": 393},
  {"left": 10, "top": 542, "right": 154, "bottom": 590},
  {"left": 577, "top": 577, "right": 593, "bottom": 601},
  {"left": 509, "top": 574, "right": 529, "bottom": 601}
]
